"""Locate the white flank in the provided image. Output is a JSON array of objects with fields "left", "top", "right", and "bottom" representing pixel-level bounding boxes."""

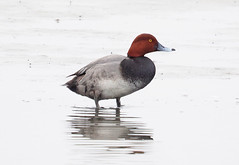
[{"left": 98, "top": 79, "right": 137, "bottom": 99}]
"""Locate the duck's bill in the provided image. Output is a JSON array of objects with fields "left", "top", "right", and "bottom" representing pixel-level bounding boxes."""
[{"left": 157, "top": 42, "right": 176, "bottom": 52}]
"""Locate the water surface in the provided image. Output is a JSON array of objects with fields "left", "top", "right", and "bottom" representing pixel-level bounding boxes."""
[{"left": 67, "top": 106, "right": 154, "bottom": 165}]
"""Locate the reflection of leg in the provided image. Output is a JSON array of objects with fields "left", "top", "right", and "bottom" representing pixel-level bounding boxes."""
[
  {"left": 116, "top": 97, "right": 121, "bottom": 107},
  {"left": 116, "top": 108, "right": 120, "bottom": 121},
  {"left": 95, "top": 108, "right": 99, "bottom": 117}
]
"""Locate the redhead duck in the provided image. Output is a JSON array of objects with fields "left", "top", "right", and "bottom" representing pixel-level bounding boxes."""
[{"left": 65, "top": 33, "right": 175, "bottom": 108}]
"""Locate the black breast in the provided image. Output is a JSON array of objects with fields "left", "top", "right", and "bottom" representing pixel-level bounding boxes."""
[{"left": 120, "top": 57, "right": 156, "bottom": 89}]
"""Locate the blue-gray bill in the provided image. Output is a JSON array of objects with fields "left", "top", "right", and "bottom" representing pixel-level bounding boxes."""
[{"left": 157, "top": 42, "right": 176, "bottom": 52}]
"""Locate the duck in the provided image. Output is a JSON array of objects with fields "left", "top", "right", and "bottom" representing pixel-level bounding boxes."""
[{"left": 65, "top": 33, "right": 175, "bottom": 108}]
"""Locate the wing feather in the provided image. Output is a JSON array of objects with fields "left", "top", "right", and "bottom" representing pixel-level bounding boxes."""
[{"left": 67, "top": 55, "right": 125, "bottom": 77}]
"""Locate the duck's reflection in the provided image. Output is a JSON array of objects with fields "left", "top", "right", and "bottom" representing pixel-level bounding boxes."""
[{"left": 69, "top": 107, "right": 153, "bottom": 140}]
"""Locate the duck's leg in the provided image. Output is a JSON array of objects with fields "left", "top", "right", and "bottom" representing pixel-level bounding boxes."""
[
  {"left": 94, "top": 90, "right": 101, "bottom": 109},
  {"left": 94, "top": 98, "right": 99, "bottom": 109},
  {"left": 116, "top": 97, "right": 121, "bottom": 107}
]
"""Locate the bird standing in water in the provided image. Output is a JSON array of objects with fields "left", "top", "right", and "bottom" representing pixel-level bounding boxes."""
[{"left": 65, "top": 34, "right": 175, "bottom": 108}]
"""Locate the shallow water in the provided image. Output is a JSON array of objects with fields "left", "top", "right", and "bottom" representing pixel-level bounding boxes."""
[
  {"left": 1, "top": 0, "right": 239, "bottom": 164},
  {"left": 67, "top": 107, "right": 154, "bottom": 165},
  {"left": 69, "top": 106, "right": 153, "bottom": 140}
]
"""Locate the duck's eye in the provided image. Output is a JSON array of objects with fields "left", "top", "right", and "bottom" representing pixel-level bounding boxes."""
[{"left": 149, "top": 39, "right": 153, "bottom": 43}]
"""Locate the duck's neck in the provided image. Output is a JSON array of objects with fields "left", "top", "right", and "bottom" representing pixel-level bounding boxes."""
[
  {"left": 127, "top": 52, "right": 145, "bottom": 58},
  {"left": 127, "top": 45, "right": 146, "bottom": 58}
]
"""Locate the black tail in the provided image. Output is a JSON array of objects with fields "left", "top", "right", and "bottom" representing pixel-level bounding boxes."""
[{"left": 64, "top": 77, "right": 78, "bottom": 93}]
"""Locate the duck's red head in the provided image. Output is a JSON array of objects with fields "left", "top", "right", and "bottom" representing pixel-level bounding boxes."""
[{"left": 127, "top": 33, "right": 175, "bottom": 58}]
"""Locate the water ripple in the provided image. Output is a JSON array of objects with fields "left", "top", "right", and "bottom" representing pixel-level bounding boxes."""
[
  {"left": 68, "top": 106, "right": 153, "bottom": 141},
  {"left": 67, "top": 106, "right": 154, "bottom": 164}
]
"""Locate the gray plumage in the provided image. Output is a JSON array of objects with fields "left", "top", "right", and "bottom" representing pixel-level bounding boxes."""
[{"left": 65, "top": 54, "right": 155, "bottom": 108}]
